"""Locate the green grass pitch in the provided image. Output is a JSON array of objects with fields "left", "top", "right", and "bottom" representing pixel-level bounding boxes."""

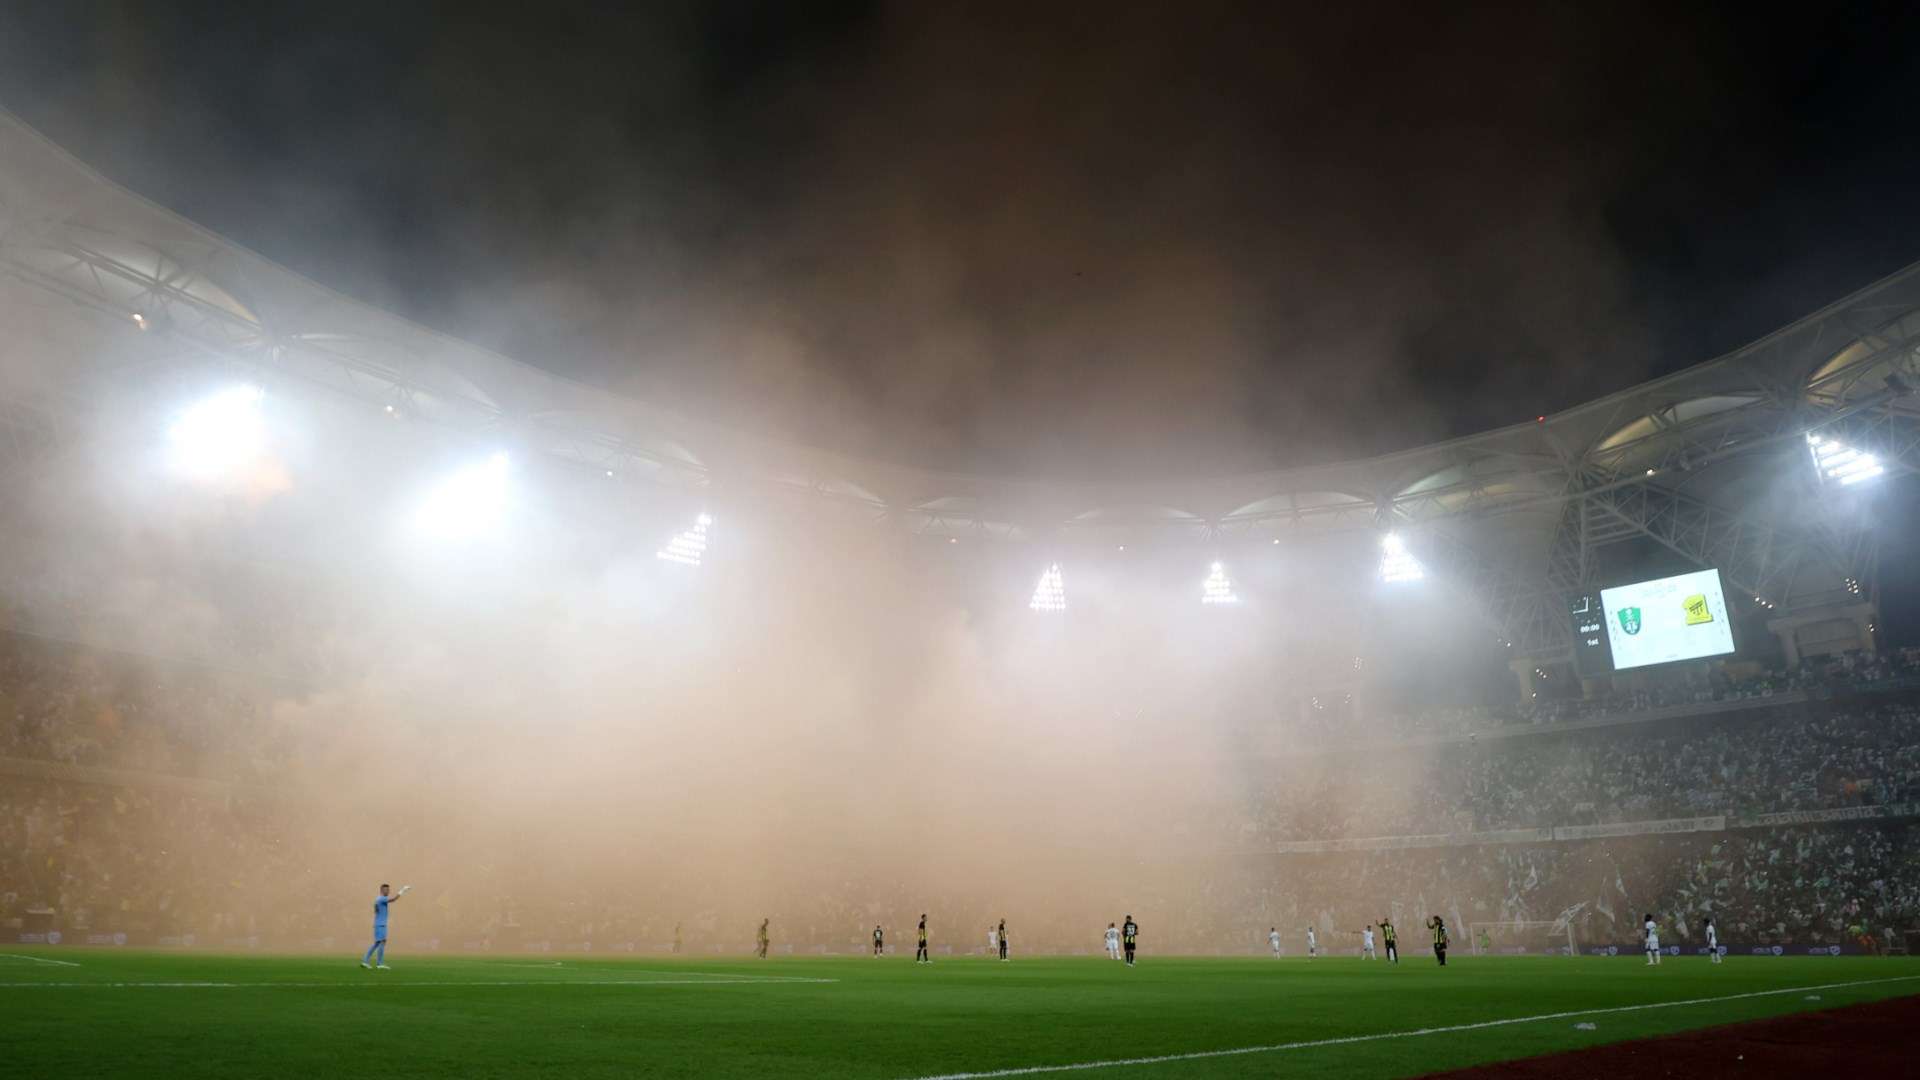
[{"left": 4, "top": 948, "right": 1917, "bottom": 1078}]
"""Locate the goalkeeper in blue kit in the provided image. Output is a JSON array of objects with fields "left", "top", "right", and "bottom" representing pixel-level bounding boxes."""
[{"left": 360, "top": 883, "right": 410, "bottom": 969}]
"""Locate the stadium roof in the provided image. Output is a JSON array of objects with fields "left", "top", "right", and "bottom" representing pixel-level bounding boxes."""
[{"left": 2, "top": 108, "right": 1917, "bottom": 660}]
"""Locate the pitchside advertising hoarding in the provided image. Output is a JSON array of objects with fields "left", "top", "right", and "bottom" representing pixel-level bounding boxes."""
[{"left": 1572, "top": 568, "right": 1737, "bottom": 673}]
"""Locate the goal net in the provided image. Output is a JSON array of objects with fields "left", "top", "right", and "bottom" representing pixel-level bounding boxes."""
[{"left": 1467, "top": 920, "right": 1576, "bottom": 957}]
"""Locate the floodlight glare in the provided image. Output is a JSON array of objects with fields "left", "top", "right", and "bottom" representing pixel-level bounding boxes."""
[
  {"left": 1378, "top": 532, "right": 1425, "bottom": 583},
  {"left": 1807, "top": 433, "right": 1884, "bottom": 486},
  {"left": 413, "top": 452, "right": 510, "bottom": 539},
  {"left": 1029, "top": 563, "right": 1066, "bottom": 612},
  {"left": 657, "top": 513, "right": 712, "bottom": 567},
  {"left": 1201, "top": 560, "right": 1238, "bottom": 605},
  {"left": 167, "top": 385, "right": 266, "bottom": 479}
]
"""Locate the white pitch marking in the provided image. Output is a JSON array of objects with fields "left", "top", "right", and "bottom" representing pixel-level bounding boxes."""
[
  {"left": 0, "top": 976, "right": 837, "bottom": 988},
  {"left": 897, "top": 974, "right": 1920, "bottom": 1079},
  {"left": 0, "top": 954, "right": 81, "bottom": 967}
]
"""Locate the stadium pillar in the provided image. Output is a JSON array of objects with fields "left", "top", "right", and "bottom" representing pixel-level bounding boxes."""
[{"left": 1507, "top": 658, "right": 1538, "bottom": 701}]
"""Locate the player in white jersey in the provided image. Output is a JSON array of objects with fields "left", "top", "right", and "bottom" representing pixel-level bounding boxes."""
[
  {"left": 1704, "top": 917, "right": 1721, "bottom": 964},
  {"left": 1362, "top": 925, "right": 1376, "bottom": 959},
  {"left": 987, "top": 926, "right": 997, "bottom": 957},
  {"left": 1105, "top": 923, "right": 1121, "bottom": 959},
  {"left": 1305, "top": 925, "right": 1317, "bottom": 959},
  {"left": 1268, "top": 927, "right": 1282, "bottom": 957},
  {"left": 1642, "top": 913, "right": 1661, "bottom": 965}
]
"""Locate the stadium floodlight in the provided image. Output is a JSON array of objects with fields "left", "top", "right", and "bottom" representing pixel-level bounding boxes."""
[
  {"left": 166, "top": 385, "right": 265, "bottom": 478},
  {"left": 1029, "top": 563, "right": 1066, "bottom": 612},
  {"left": 656, "top": 512, "right": 712, "bottom": 567},
  {"left": 1201, "top": 561, "right": 1238, "bottom": 605},
  {"left": 413, "top": 452, "right": 510, "bottom": 539},
  {"left": 1377, "top": 533, "right": 1424, "bottom": 583},
  {"left": 1806, "top": 432, "right": 1884, "bottom": 486}
]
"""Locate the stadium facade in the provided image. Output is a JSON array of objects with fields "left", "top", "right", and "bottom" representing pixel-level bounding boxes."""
[{"left": 0, "top": 106, "right": 1915, "bottom": 695}]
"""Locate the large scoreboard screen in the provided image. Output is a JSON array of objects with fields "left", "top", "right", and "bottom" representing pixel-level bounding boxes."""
[
  {"left": 1569, "top": 568, "right": 1737, "bottom": 674},
  {"left": 1600, "top": 568, "right": 1736, "bottom": 671}
]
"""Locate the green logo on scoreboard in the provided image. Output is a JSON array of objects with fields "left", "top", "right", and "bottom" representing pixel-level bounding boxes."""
[{"left": 1618, "top": 606, "right": 1643, "bottom": 635}]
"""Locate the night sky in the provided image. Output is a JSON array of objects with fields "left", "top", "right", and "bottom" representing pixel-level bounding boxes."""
[{"left": 3, "top": 2, "right": 1920, "bottom": 481}]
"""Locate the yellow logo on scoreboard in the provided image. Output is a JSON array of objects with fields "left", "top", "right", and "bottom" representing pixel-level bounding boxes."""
[{"left": 1683, "top": 594, "right": 1713, "bottom": 625}]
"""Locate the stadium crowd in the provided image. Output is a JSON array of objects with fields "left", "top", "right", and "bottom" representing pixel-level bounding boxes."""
[
  {"left": 4, "top": 630, "right": 1919, "bottom": 953},
  {"left": 0, "top": 632, "right": 283, "bottom": 780},
  {"left": 1364, "top": 646, "right": 1920, "bottom": 740},
  {"left": 1253, "top": 693, "right": 1920, "bottom": 839}
]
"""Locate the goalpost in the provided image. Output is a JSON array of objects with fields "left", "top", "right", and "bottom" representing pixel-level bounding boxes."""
[{"left": 1468, "top": 920, "right": 1577, "bottom": 957}]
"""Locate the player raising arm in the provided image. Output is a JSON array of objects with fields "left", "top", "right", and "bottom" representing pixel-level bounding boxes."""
[{"left": 360, "top": 883, "right": 411, "bottom": 970}]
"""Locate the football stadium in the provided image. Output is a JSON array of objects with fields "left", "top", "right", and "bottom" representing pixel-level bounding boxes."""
[{"left": 5, "top": 10, "right": 1920, "bottom": 1079}]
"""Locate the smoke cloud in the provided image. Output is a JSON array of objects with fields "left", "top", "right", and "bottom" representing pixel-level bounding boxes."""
[{"left": 0, "top": 3, "right": 1784, "bottom": 478}]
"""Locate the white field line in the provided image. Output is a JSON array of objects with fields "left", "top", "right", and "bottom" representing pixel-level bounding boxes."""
[
  {"left": 0, "top": 976, "right": 837, "bottom": 989},
  {"left": 0, "top": 954, "right": 80, "bottom": 967},
  {"left": 899, "top": 974, "right": 1920, "bottom": 1080}
]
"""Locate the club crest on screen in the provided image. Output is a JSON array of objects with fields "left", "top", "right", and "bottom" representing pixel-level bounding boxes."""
[
  {"left": 1683, "top": 594, "right": 1713, "bottom": 625},
  {"left": 1617, "top": 606, "right": 1642, "bottom": 635}
]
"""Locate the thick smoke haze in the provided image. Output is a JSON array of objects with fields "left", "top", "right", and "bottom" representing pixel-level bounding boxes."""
[
  {"left": 4, "top": 5, "right": 1919, "bottom": 957},
  {"left": 7, "top": 4, "right": 1918, "bottom": 479},
  {"left": 0, "top": 356, "right": 1489, "bottom": 949}
]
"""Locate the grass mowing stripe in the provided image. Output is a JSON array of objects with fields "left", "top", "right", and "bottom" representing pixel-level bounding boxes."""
[
  {"left": 0, "top": 977, "right": 839, "bottom": 988},
  {"left": 898, "top": 973, "right": 1920, "bottom": 1079},
  {"left": 445, "top": 961, "right": 835, "bottom": 982}
]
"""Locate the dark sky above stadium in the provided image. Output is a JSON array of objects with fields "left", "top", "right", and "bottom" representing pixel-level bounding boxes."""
[{"left": 3, "top": 2, "right": 1919, "bottom": 479}]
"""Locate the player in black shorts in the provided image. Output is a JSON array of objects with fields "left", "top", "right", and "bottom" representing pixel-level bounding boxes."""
[
  {"left": 1426, "top": 915, "right": 1448, "bottom": 966},
  {"left": 1379, "top": 918, "right": 1398, "bottom": 963},
  {"left": 1122, "top": 915, "right": 1138, "bottom": 967},
  {"left": 998, "top": 919, "right": 1009, "bottom": 962},
  {"left": 873, "top": 924, "right": 884, "bottom": 957},
  {"left": 916, "top": 914, "right": 930, "bottom": 963}
]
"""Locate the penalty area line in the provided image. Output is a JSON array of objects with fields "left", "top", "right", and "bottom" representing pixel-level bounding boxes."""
[
  {"left": 0, "top": 954, "right": 81, "bottom": 967},
  {"left": 898, "top": 974, "right": 1920, "bottom": 1079}
]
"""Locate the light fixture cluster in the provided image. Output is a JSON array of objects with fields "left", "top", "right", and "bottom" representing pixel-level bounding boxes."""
[
  {"left": 1378, "top": 533, "right": 1425, "bottom": 583},
  {"left": 1029, "top": 563, "right": 1067, "bottom": 612},
  {"left": 656, "top": 513, "right": 713, "bottom": 567},
  {"left": 1807, "top": 432, "right": 1884, "bottom": 486},
  {"left": 1201, "top": 561, "right": 1238, "bottom": 605},
  {"left": 413, "top": 452, "right": 511, "bottom": 540},
  {"left": 167, "top": 385, "right": 266, "bottom": 479}
]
